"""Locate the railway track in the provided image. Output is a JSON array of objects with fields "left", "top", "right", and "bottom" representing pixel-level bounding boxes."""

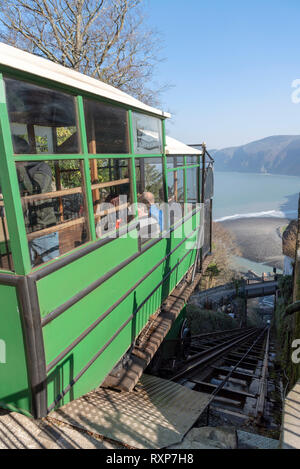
[{"left": 164, "top": 327, "right": 276, "bottom": 426}]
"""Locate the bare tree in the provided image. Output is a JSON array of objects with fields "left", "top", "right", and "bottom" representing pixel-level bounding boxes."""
[
  {"left": 207, "top": 222, "right": 241, "bottom": 286},
  {"left": 282, "top": 219, "right": 297, "bottom": 259},
  {"left": 0, "top": 0, "right": 164, "bottom": 104}
]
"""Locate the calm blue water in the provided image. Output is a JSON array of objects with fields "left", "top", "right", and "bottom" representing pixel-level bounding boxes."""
[{"left": 213, "top": 171, "right": 300, "bottom": 221}]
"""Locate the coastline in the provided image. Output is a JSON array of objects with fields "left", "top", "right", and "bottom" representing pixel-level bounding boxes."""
[{"left": 220, "top": 216, "right": 289, "bottom": 270}]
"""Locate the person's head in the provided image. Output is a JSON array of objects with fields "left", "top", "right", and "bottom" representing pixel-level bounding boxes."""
[
  {"left": 137, "top": 193, "right": 151, "bottom": 217},
  {"left": 142, "top": 191, "right": 155, "bottom": 205}
]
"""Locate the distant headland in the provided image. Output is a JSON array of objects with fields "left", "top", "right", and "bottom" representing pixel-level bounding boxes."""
[{"left": 211, "top": 135, "right": 300, "bottom": 176}]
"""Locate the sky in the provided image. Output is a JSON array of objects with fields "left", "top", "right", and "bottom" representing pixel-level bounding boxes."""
[{"left": 145, "top": 0, "right": 300, "bottom": 149}]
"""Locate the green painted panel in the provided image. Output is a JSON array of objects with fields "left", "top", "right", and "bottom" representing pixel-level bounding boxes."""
[
  {"left": 37, "top": 233, "right": 138, "bottom": 316},
  {"left": 42, "top": 226, "right": 197, "bottom": 365},
  {"left": 42, "top": 214, "right": 198, "bottom": 409},
  {"left": 46, "top": 248, "right": 196, "bottom": 409},
  {"left": 0, "top": 283, "right": 30, "bottom": 415},
  {"left": 47, "top": 321, "right": 133, "bottom": 408}
]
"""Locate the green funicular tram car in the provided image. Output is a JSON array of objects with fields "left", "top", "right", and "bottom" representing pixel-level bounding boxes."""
[{"left": 0, "top": 43, "right": 214, "bottom": 419}]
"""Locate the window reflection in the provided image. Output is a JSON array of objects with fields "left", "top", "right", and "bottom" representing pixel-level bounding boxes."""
[
  {"left": 5, "top": 78, "right": 80, "bottom": 154},
  {"left": 84, "top": 99, "right": 129, "bottom": 154},
  {"left": 132, "top": 113, "right": 162, "bottom": 154},
  {"left": 16, "top": 159, "right": 89, "bottom": 267}
]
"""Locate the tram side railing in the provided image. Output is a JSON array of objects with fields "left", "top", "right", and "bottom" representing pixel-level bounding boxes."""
[{"left": 199, "top": 143, "right": 214, "bottom": 271}]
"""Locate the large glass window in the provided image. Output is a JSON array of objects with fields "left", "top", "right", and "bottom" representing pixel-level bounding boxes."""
[
  {"left": 91, "top": 158, "right": 133, "bottom": 238},
  {"left": 186, "top": 167, "right": 199, "bottom": 212},
  {"left": 135, "top": 158, "right": 165, "bottom": 204},
  {"left": 0, "top": 185, "right": 13, "bottom": 271},
  {"left": 166, "top": 156, "right": 185, "bottom": 224},
  {"left": 203, "top": 200, "right": 212, "bottom": 257},
  {"left": 135, "top": 158, "right": 165, "bottom": 236},
  {"left": 132, "top": 113, "right": 163, "bottom": 154},
  {"left": 16, "top": 160, "right": 89, "bottom": 267},
  {"left": 166, "top": 155, "right": 200, "bottom": 220},
  {"left": 84, "top": 99, "right": 129, "bottom": 154},
  {"left": 167, "top": 170, "right": 185, "bottom": 205},
  {"left": 204, "top": 166, "right": 214, "bottom": 201},
  {"left": 167, "top": 156, "right": 184, "bottom": 168},
  {"left": 4, "top": 78, "right": 80, "bottom": 154},
  {"left": 186, "top": 156, "right": 199, "bottom": 165}
]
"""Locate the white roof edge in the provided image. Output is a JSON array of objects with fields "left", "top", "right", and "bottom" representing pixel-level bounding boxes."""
[
  {"left": 165, "top": 136, "right": 202, "bottom": 155},
  {"left": 0, "top": 42, "right": 171, "bottom": 119}
]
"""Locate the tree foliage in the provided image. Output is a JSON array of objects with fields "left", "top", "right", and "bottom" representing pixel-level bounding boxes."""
[{"left": 0, "top": 0, "right": 164, "bottom": 104}]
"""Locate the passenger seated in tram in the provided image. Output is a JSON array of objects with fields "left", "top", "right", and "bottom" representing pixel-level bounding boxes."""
[
  {"left": 141, "top": 191, "right": 164, "bottom": 231},
  {"left": 14, "top": 136, "right": 59, "bottom": 265},
  {"left": 95, "top": 184, "right": 132, "bottom": 237},
  {"left": 137, "top": 192, "right": 161, "bottom": 239}
]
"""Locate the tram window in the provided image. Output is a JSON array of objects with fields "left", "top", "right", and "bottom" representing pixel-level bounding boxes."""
[
  {"left": 84, "top": 99, "right": 129, "bottom": 154},
  {"left": 186, "top": 156, "right": 199, "bottom": 165},
  {"left": 166, "top": 156, "right": 184, "bottom": 168},
  {"left": 135, "top": 158, "right": 165, "bottom": 235},
  {"left": 90, "top": 158, "right": 132, "bottom": 238},
  {"left": 186, "top": 167, "right": 199, "bottom": 212},
  {"left": 165, "top": 156, "right": 185, "bottom": 224},
  {"left": 135, "top": 158, "right": 164, "bottom": 203},
  {"left": 4, "top": 77, "right": 80, "bottom": 154},
  {"left": 204, "top": 166, "right": 214, "bottom": 200},
  {"left": 132, "top": 113, "right": 162, "bottom": 154},
  {"left": 167, "top": 169, "right": 185, "bottom": 223},
  {"left": 0, "top": 187, "right": 13, "bottom": 271},
  {"left": 16, "top": 159, "right": 89, "bottom": 267}
]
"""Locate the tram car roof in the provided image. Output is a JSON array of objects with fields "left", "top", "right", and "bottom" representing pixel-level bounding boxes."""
[
  {"left": 165, "top": 136, "right": 202, "bottom": 155},
  {"left": 0, "top": 42, "right": 170, "bottom": 119}
]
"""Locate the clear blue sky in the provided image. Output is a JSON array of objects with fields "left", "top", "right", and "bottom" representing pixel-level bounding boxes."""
[{"left": 145, "top": 0, "right": 300, "bottom": 149}]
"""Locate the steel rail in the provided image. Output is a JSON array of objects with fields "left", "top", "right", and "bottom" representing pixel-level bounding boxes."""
[
  {"left": 255, "top": 327, "right": 270, "bottom": 421},
  {"left": 165, "top": 327, "right": 251, "bottom": 344},
  {"left": 171, "top": 328, "right": 258, "bottom": 380},
  {"left": 190, "top": 328, "right": 247, "bottom": 340},
  {"left": 199, "top": 327, "right": 269, "bottom": 423},
  {"left": 190, "top": 328, "right": 255, "bottom": 346}
]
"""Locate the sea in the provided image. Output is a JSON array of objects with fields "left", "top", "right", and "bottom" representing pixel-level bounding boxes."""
[
  {"left": 212, "top": 171, "right": 300, "bottom": 278},
  {"left": 213, "top": 171, "right": 300, "bottom": 222}
]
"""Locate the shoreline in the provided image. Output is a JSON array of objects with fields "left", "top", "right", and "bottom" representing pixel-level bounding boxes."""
[{"left": 220, "top": 216, "right": 289, "bottom": 270}]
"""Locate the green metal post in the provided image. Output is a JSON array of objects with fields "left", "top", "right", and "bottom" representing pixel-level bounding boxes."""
[
  {"left": 128, "top": 110, "right": 138, "bottom": 218},
  {"left": 0, "top": 74, "right": 31, "bottom": 274},
  {"left": 76, "top": 95, "right": 96, "bottom": 241},
  {"left": 184, "top": 156, "right": 188, "bottom": 216},
  {"left": 162, "top": 119, "right": 169, "bottom": 203}
]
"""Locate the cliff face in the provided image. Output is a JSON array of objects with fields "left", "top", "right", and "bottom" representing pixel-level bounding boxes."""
[{"left": 212, "top": 135, "right": 300, "bottom": 176}]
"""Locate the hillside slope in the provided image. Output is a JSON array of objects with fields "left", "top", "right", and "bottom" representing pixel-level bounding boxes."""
[{"left": 211, "top": 135, "right": 300, "bottom": 176}]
